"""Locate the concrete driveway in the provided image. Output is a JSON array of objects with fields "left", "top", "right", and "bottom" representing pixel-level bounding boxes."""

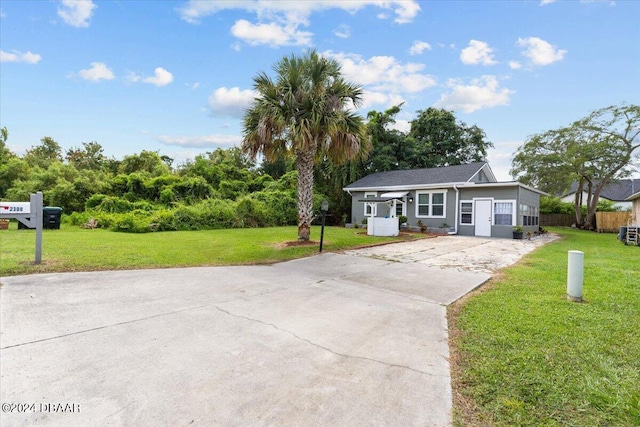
[{"left": 0, "top": 235, "right": 555, "bottom": 426}]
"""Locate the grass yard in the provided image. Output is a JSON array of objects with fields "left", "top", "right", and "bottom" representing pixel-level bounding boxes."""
[
  {"left": 0, "top": 223, "right": 420, "bottom": 276},
  {"left": 450, "top": 228, "right": 640, "bottom": 426}
]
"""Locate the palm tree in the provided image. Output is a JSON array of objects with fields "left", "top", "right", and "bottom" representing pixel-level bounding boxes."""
[{"left": 242, "top": 50, "right": 368, "bottom": 241}]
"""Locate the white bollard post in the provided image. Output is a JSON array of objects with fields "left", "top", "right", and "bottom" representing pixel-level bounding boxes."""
[{"left": 567, "top": 250, "right": 584, "bottom": 302}]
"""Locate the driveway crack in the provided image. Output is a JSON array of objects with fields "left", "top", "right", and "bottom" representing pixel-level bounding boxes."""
[
  {"left": 0, "top": 304, "right": 211, "bottom": 350},
  {"left": 212, "top": 305, "right": 438, "bottom": 377}
]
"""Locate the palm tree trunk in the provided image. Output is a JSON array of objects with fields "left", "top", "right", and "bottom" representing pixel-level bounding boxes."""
[{"left": 296, "top": 147, "right": 315, "bottom": 241}]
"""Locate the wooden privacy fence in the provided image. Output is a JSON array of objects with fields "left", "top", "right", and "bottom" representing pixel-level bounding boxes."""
[
  {"left": 541, "top": 212, "right": 632, "bottom": 232},
  {"left": 541, "top": 214, "right": 574, "bottom": 227},
  {"left": 596, "top": 212, "right": 631, "bottom": 233}
]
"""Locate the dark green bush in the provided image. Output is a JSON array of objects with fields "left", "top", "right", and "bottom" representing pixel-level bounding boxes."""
[
  {"left": 234, "top": 196, "right": 269, "bottom": 228},
  {"left": 250, "top": 190, "right": 297, "bottom": 226}
]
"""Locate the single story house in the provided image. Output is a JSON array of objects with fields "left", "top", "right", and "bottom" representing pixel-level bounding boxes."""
[
  {"left": 561, "top": 178, "right": 640, "bottom": 211},
  {"left": 343, "top": 162, "right": 546, "bottom": 239},
  {"left": 627, "top": 191, "right": 640, "bottom": 225}
]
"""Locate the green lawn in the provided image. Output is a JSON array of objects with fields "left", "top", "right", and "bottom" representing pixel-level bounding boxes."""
[
  {"left": 0, "top": 223, "right": 419, "bottom": 276},
  {"left": 450, "top": 228, "right": 640, "bottom": 426}
]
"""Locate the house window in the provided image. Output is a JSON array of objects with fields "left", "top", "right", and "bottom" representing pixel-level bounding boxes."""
[
  {"left": 520, "top": 204, "right": 539, "bottom": 226},
  {"left": 432, "top": 193, "right": 444, "bottom": 216},
  {"left": 364, "top": 192, "right": 377, "bottom": 216},
  {"left": 395, "top": 198, "right": 406, "bottom": 217},
  {"left": 416, "top": 191, "right": 446, "bottom": 218},
  {"left": 460, "top": 202, "right": 473, "bottom": 224},
  {"left": 494, "top": 202, "right": 514, "bottom": 225}
]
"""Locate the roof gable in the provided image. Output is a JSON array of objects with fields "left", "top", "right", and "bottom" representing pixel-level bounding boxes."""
[{"left": 344, "top": 162, "right": 493, "bottom": 190}]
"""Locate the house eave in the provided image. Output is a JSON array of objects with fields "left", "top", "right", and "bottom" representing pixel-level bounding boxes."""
[
  {"left": 343, "top": 182, "right": 469, "bottom": 192},
  {"left": 627, "top": 191, "right": 640, "bottom": 201},
  {"left": 343, "top": 181, "right": 548, "bottom": 196},
  {"left": 461, "top": 181, "right": 549, "bottom": 196}
]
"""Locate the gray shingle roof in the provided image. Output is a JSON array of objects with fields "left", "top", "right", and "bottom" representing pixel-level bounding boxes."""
[
  {"left": 344, "top": 162, "right": 487, "bottom": 189},
  {"left": 567, "top": 179, "right": 640, "bottom": 201}
]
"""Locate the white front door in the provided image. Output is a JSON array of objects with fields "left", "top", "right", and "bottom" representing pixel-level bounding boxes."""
[{"left": 475, "top": 199, "right": 492, "bottom": 237}]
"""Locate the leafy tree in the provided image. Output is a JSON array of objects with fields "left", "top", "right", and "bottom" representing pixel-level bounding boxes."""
[
  {"left": 119, "top": 150, "right": 171, "bottom": 176},
  {"left": 408, "top": 108, "right": 493, "bottom": 168},
  {"left": 242, "top": 50, "right": 368, "bottom": 241},
  {"left": 259, "top": 157, "right": 295, "bottom": 180},
  {"left": 364, "top": 104, "right": 413, "bottom": 172},
  {"left": 66, "top": 141, "right": 106, "bottom": 171},
  {"left": 179, "top": 148, "right": 258, "bottom": 196},
  {"left": 512, "top": 104, "right": 640, "bottom": 229},
  {"left": 0, "top": 157, "right": 30, "bottom": 198},
  {"left": 0, "top": 127, "right": 31, "bottom": 198},
  {"left": 0, "top": 127, "right": 12, "bottom": 162},
  {"left": 24, "top": 136, "right": 63, "bottom": 169}
]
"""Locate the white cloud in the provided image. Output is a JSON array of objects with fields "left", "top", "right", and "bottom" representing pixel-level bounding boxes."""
[
  {"left": 460, "top": 40, "right": 497, "bottom": 65},
  {"left": 322, "top": 51, "right": 435, "bottom": 110},
  {"left": 361, "top": 91, "right": 405, "bottom": 110},
  {"left": 392, "top": 0, "right": 421, "bottom": 23},
  {"left": 179, "top": 2, "right": 419, "bottom": 48},
  {"left": 325, "top": 51, "right": 436, "bottom": 94},
  {"left": 509, "top": 60, "right": 522, "bottom": 70},
  {"left": 76, "top": 62, "right": 115, "bottom": 81},
  {"left": 178, "top": 1, "right": 420, "bottom": 25},
  {"left": 435, "top": 75, "right": 514, "bottom": 113},
  {"left": 231, "top": 19, "right": 312, "bottom": 47},
  {"left": 388, "top": 119, "right": 411, "bottom": 133},
  {"left": 0, "top": 50, "right": 41, "bottom": 64},
  {"left": 57, "top": 0, "right": 96, "bottom": 28},
  {"left": 208, "top": 87, "right": 257, "bottom": 118},
  {"left": 409, "top": 40, "right": 431, "bottom": 56},
  {"left": 156, "top": 134, "right": 242, "bottom": 148},
  {"left": 517, "top": 37, "right": 567, "bottom": 66},
  {"left": 127, "top": 67, "right": 174, "bottom": 86},
  {"left": 334, "top": 24, "right": 350, "bottom": 39},
  {"left": 144, "top": 67, "right": 174, "bottom": 86},
  {"left": 539, "top": 0, "right": 557, "bottom": 5}
]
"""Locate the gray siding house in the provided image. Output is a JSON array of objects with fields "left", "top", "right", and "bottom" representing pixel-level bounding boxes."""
[{"left": 343, "top": 162, "right": 545, "bottom": 239}]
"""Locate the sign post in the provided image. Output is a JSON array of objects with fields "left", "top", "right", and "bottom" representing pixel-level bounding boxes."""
[{"left": 0, "top": 192, "right": 43, "bottom": 264}]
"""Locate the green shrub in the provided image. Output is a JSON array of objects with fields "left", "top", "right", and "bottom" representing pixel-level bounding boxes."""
[
  {"left": 111, "top": 211, "right": 154, "bottom": 233},
  {"left": 199, "top": 199, "right": 236, "bottom": 229},
  {"left": 250, "top": 190, "right": 297, "bottom": 226},
  {"left": 65, "top": 211, "right": 92, "bottom": 226},
  {"left": 234, "top": 196, "right": 270, "bottom": 228},
  {"left": 159, "top": 188, "right": 177, "bottom": 205},
  {"left": 149, "top": 209, "right": 178, "bottom": 231},
  {"left": 85, "top": 194, "right": 107, "bottom": 210}
]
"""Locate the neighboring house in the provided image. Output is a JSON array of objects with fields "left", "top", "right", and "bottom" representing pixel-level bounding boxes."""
[
  {"left": 560, "top": 179, "right": 640, "bottom": 211},
  {"left": 627, "top": 191, "right": 640, "bottom": 225},
  {"left": 343, "top": 162, "right": 545, "bottom": 239}
]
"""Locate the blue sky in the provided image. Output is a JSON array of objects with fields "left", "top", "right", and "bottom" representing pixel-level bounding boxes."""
[{"left": 1, "top": 0, "right": 638, "bottom": 180}]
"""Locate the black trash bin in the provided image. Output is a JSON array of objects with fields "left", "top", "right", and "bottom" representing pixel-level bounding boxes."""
[{"left": 43, "top": 206, "right": 63, "bottom": 229}]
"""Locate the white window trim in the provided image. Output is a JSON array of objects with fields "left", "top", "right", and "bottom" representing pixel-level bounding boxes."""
[
  {"left": 460, "top": 200, "right": 474, "bottom": 225},
  {"left": 364, "top": 192, "right": 377, "bottom": 217},
  {"left": 493, "top": 199, "right": 517, "bottom": 226},
  {"left": 415, "top": 190, "right": 447, "bottom": 219}
]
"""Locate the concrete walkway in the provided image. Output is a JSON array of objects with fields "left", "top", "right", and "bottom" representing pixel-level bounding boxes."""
[{"left": 0, "top": 235, "right": 555, "bottom": 426}]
